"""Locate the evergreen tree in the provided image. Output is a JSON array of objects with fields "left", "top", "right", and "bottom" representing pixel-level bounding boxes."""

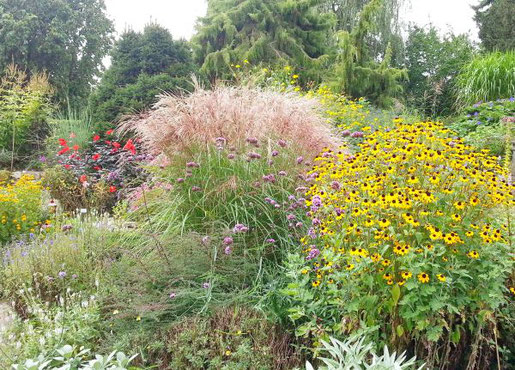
[
  {"left": 89, "top": 24, "right": 197, "bottom": 125},
  {"left": 320, "top": 0, "right": 406, "bottom": 65},
  {"left": 192, "top": 0, "right": 334, "bottom": 81},
  {"left": 330, "top": 0, "right": 407, "bottom": 107},
  {"left": 473, "top": 0, "right": 515, "bottom": 52},
  {"left": 0, "top": 0, "right": 114, "bottom": 107}
]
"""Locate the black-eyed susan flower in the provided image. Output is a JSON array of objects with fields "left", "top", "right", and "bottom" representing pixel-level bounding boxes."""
[{"left": 418, "top": 272, "right": 430, "bottom": 283}]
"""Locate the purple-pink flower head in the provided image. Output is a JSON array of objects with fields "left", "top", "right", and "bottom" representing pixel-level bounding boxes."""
[
  {"left": 278, "top": 139, "right": 287, "bottom": 147},
  {"left": 191, "top": 186, "right": 201, "bottom": 192},
  {"left": 224, "top": 246, "right": 232, "bottom": 255},
  {"left": 262, "top": 174, "right": 276, "bottom": 183},
  {"left": 227, "top": 153, "right": 236, "bottom": 159},
  {"left": 296, "top": 156, "right": 304, "bottom": 164},
  {"left": 233, "top": 223, "right": 249, "bottom": 233},
  {"left": 177, "top": 177, "right": 185, "bottom": 183},
  {"left": 266, "top": 238, "right": 276, "bottom": 243},
  {"left": 202, "top": 235, "right": 210, "bottom": 245},
  {"left": 306, "top": 247, "right": 320, "bottom": 261},
  {"left": 331, "top": 181, "right": 341, "bottom": 190},
  {"left": 271, "top": 150, "right": 279, "bottom": 157},
  {"left": 248, "top": 152, "right": 261, "bottom": 160},
  {"left": 223, "top": 236, "right": 234, "bottom": 245},
  {"left": 341, "top": 130, "right": 351, "bottom": 137},
  {"left": 350, "top": 131, "right": 364, "bottom": 138},
  {"left": 215, "top": 137, "right": 227, "bottom": 145},
  {"left": 186, "top": 161, "right": 200, "bottom": 168},
  {"left": 58, "top": 271, "right": 67, "bottom": 279},
  {"left": 286, "top": 214, "right": 296, "bottom": 221},
  {"left": 169, "top": 292, "right": 177, "bottom": 299},
  {"left": 202, "top": 282, "right": 210, "bottom": 289},
  {"left": 278, "top": 170, "right": 287, "bottom": 176},
  {"left": 246, "top": 137, "right": 259, "bottom": 145}
]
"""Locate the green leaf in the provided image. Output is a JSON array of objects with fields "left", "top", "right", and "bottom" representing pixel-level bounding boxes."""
[
  {"left": 391, "top": 284, "right": 401, "bottom": 305},
  {"left": 396, "top": 324, "right": 405, "bottom": 337}
]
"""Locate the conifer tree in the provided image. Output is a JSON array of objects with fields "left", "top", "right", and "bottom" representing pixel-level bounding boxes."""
[
  {"left": 89, "top": 24, "right": 196, "bottom": 125},
  {"left": 473, "top": 0, "right": 515, "bottom": 52},
  {"left": 192, "top": 0, "right": 334, "bottom": 80},
  {"left": 330, "top": 0, "right": 407, "bottom": 107}
]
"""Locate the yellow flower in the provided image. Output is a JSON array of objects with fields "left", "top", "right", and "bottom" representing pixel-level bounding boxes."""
[
  {"left": 436, "top": 274, "right": 446, "bottom": 282},
  {"left": 418, "top": 272, "right": 429, "bottom": 283},
  {"left": 467, "top": 250, "right": 479, "bottom": 259},
  {"left": 136, "top": 316, "right": 141, "bottom": 321}
]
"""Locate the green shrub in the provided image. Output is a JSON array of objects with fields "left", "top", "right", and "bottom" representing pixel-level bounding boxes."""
[
  {"left": 105, "top": 306, "right": 302, "bottom": 369},
  {"left": 448, "top": 98, "right": 514, "bottom": 156},
  {"left": 456, "top": 51, "right": 515, "bottom": 108},
  {"left": 0, "top": 64, "right": 53, "bottom": 168}
]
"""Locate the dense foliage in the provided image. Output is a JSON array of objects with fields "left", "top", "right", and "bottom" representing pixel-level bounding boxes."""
[
  {"left": 0, "top": 0, "right": 113, "bottom": 107},
  {"left": 0, "top": 64, "right": 53, "bottom": 168},
  {"left": 404, "top": 26, "right": 476, "bottom": 117},
  {"left": 329, "top": 0, "right": 407, "bottom": 107},
  {"left": 89, "top": 24, "right": 196, "bottom": 125},
  {"left": 473, "top": 0, "right": 515, "bottom": 52},
  {"left": 192, "top": 0, "right": 333, "bottom": 81}
]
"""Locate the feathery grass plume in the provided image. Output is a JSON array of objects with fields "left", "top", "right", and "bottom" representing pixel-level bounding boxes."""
[
  {"left": 120, "top": 85, "right": 339, "bottom": 161},
  {"left": 455, "top": 51, "right": 515, "bottom": 108}
]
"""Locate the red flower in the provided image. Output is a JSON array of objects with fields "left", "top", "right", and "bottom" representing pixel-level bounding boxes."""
[
  {"left": 93, "top": 165, "right": 101, "bottom": 171},
  {"left": 79, "top": 175, "right": 87, "bottom": 183},
  {"left": 123, "top": 139, "right": 136, "bottom": 155},
  {"left": 73, "top": 145, "right": 79, "bottom": 151},
  {"left": 109, "top": 185, "right": 117, "bottom": 193},
  {"left": 93, "top": 134, "right": 100, "bottom": 142},
  {"left": 105, "top": 140, "right": 111, "bottom": 145},
  {"left": 106, "top": 129, "right": 114, "bottom": 135},
  {"left": 112, "top": 142, "right": 121, "bottom": 149},
  {"left": 58, "top": 138, "right": 67, "bottom": 146},
  {"left": 92, "top": 153, "right": 101, "bottom": 161},
  {"left": 58, "top": 146, "right": 70, "bottom": 155},
  {"left": 64, "top": 164, "right": 71, "bottom": 170}
]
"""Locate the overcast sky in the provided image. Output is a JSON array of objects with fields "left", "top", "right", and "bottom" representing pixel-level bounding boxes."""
[{"left": 103, "top": 0, "right": 480, "bottom": 41}]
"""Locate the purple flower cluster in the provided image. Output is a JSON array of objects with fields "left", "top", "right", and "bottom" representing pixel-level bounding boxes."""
[
  {"left": 233, "top": 223, "right": 249, "bottom": 233},
  {"left": 262, "top": 174, "right": 276, "bottom": 183},
  {"left": 306, "top": 246, "right": 320, "bottom": 260}
]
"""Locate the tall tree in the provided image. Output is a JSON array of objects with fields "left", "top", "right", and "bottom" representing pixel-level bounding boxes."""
[
  {"left": 473, "top": 0, "right": 515, "bottom": 52},
  {"left": 320, "top": 0, "right": 407, "bottom": 64},
  {"left": 330, "top": 0, "right": 407, "bottom": 107},
  {"left": 0, "top": 0, "right": 114, "bottom": 107},
  {"left": 89, "top": 24, "right": 197, "bottom": 125},
  {"left": 192, "top": 0, "right": 334, "bottom": 81},
  {"left": 404, "top": 25, "right": 476, "bottom": 116}
]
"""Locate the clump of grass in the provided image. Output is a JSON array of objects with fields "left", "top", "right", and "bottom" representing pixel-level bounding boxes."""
[
  {"left": 455, "top": 51, "right": 515, "bottom": 108},
  {"left": 121, "top": 85, "right": 339, "bottom": 160},
  {"left": 101, "top": 305, "right": 303, "bottom": 369}
]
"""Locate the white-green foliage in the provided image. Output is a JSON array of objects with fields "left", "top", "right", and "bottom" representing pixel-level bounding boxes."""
[
  {"left": 306, "top": 335, "right": 423, "bottom": 370},
  {"left": 11, "top": 344, "right": 137, "bottom": 370},
  {"left": 0, "top": 290, "right": 101, "bottom": 367}
]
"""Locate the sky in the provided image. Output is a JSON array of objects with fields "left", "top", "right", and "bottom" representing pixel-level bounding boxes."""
[{"left": 103, "top": 0, "right": 480, "bottom": 41}]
